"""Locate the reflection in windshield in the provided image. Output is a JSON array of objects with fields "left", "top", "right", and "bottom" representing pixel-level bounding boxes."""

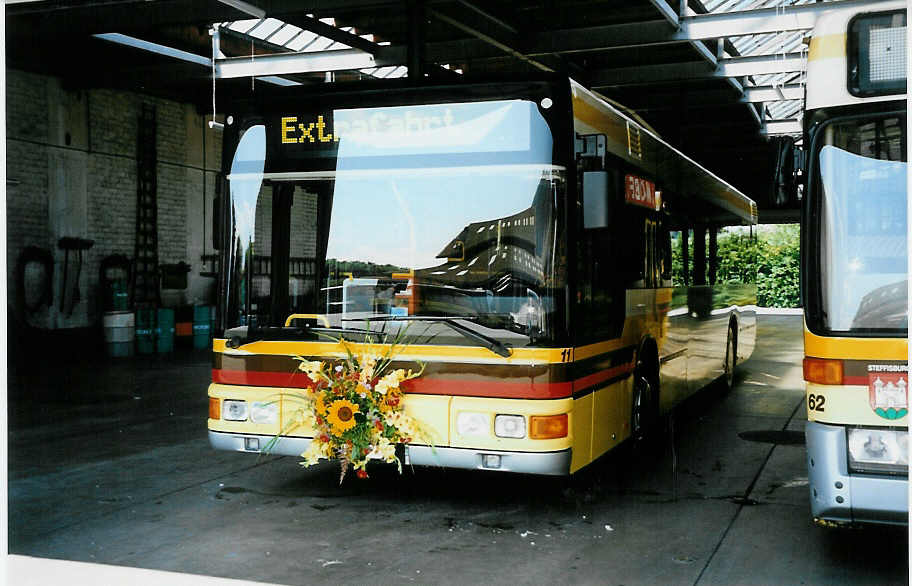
[
  {"left": 819, "top": 145, "right": 907, "bottom": 331},
  {"left": 322, "top": 166, "right": 561, "bottom": 340}
]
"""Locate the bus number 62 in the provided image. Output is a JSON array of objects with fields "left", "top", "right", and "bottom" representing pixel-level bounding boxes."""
[{"left": 808, "top": 394, "right": 826, "bottom": 412}]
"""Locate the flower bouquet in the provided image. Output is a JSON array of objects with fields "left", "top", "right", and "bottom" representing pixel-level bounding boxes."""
[{"left": 272, "top": 337, "right": 426, "bottom": 482}]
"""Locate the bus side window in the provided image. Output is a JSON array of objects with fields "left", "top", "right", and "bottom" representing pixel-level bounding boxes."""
[
  {"left": 620, "top": 212, "right": 647, "bottom": 288},
  {"left": 673, "top": 229, "right": 690, "bottom": 287},
  {"left": 691, "top": 225, "right": 707, "bottom": 286},
  {"left": 659, "top": 221, "right": 673, "bottom": 286},
  {"left": 708, "top": 225, "right": 718, "bottom": 287}
]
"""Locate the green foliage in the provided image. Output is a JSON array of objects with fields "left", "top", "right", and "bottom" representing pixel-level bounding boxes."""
[
  {"left": 326, "top": 259, "right": 407, "bottom": 278},
  {"left": 716, "top": 232, "right": 762, "bottom": 285},
  {"left": 755, "top": 225, "right": 800, "bottom": 308},
  {"left": 672, "top": 225, "right": 800, "bottom": 308}
]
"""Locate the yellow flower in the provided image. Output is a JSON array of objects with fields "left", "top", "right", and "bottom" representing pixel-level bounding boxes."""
[
  {"left": 371, "top": 438, "right": 397, "bottom": 463},
  {"left": 358, "top": 353, "right": 377, "bottom": 381},
  {"left": 300, "top": 440, "right": 328, "bottom": 467},
  {"left": 314, "top": 394, "right": 329, "bottom": 416},
  {"left": 298, "top": 360, "right": 324, "bottom": 381},
  {"left": 326, "top": 399, "right": 360, "bottom": 434}
]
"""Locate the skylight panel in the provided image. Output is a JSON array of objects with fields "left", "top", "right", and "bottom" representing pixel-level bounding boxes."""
[
  {"left": 228, "top": 19, "right": 259, "bottom": 32},
  {"left": 286, "top": 30, "right": 319, "bottom": 51},
  {"left": 269, "top": 24, "right": 303, "bottom": 46},
  {"left": 304, "top": 36, "right": 339, "bottom": 52},
  {"left": 249, "top": 18, "right": 283, "bottom": 39}
]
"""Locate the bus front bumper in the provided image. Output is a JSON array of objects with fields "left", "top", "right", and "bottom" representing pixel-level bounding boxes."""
[
  {"left": 806, "top": 421, "right": 908, "bottom": 526},
  {"left": 209, "top": 430, "right": 572, "bottom": 476}
]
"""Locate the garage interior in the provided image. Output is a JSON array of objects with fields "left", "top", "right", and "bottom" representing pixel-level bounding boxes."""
[
  {"left": 6, "top": 0, "right": 819, "bottom": 364},
  {"left": 8, "top": 2, "right": 910, "bottom": 584}
]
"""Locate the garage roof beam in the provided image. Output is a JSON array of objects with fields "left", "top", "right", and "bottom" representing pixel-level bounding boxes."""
[
  {"left": 677, "top": 0, "right": 875, "bottom": 41},
  {"left": 428, "top": 2, "right": 554, "bottom": 72},
  {"left": 590, "top": 51, "right": 805, "bottom": 87}
]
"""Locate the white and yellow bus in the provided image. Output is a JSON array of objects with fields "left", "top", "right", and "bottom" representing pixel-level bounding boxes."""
[
  {"left": 801, "top": 1, "right": 907, "bottom": 525},
  {"left": 207, "top": 73, "right": 757, "bottom": 476}
]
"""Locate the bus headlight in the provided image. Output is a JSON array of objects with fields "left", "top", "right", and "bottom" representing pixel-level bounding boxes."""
[
  {"left": 222, "top": 400, "right": 249, "bottom": 421},
  {"left": 494, "top": 414, "right": 526, "bottom": 438},
  {"left": 847, "top": 428, "right": 908, "bottom": 474},
  {"left": 250, "top": 401, "right": 279, "bottom": 424},
  {"left": 456, "top": 412, "right": 490, "bottom": 437}
]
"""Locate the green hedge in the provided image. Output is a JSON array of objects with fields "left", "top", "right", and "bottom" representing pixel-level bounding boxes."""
[
  {"left": 755, "top": 225, "right": 800, "bottom": 308},
  {"left": 719, "top": 225, "right": 800, "bottom": 308},
  {"left": 674, "top": 225, "right": 800, "bottom": 308}
]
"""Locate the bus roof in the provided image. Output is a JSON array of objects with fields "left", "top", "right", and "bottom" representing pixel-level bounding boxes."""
[{"left": 571, "top": 80, "right": 758, "bottom": 225}]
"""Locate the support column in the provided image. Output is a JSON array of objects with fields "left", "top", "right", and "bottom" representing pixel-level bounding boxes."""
[{"left": 407, "top": 0, "right": 427, "bottom": 78}]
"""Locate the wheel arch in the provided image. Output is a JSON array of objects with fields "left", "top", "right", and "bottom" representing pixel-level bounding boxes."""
[{"left": 635, "top": 335, "right": 660, "bottom": 396}]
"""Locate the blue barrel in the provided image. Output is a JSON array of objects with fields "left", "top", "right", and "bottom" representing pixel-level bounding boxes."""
[
  {"left": 136, "top": 308, "right": 156, "bottom": 354},
  {"left": 156, "top": 308, "right": 175, "bottom": 353},
  {"left": 193, "top": 305, "right": 212, "bottom": 349}
]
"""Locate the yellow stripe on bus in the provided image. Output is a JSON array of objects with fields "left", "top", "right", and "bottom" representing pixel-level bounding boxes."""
[
  {"left": 804, "top": 328, "right": 907, "bottom": 360},
  {"left": 808, "top": 33, "right": 846, "bottom": 62},
  {"left": 214, "top": 338, "right": 567, "bottom": 363}
]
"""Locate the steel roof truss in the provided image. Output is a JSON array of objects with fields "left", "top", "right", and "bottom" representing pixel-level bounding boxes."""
[
  {"left": 762, "top": 119, "right": 802, "bottom": 135},
  {"left": 677, "top": 0, "right": 877, "bottom": 41}
]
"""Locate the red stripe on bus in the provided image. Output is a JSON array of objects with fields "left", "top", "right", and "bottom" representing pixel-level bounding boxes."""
[
  {"left": 212, "top": 369, "right": 313, "bottom": 388},
  {"left": 572, "top": 363, "right": 634, "bottom": 394},
  {"left": 401, "top": 378, "right": 573, "bottom": 399},
  {"left": 212, "top": 363, "right": 634, "bottom": 399},
  {"left": 212, "top": 368, "right": 572, "bottom": 399},
  {"left": 843, "top": 375, "right": 868, "bottom": 385}
]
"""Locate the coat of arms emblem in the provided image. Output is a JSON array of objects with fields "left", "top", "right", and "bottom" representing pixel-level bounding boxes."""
[{"left": 867, "top": 364, "right": 909, "bottom": 420}]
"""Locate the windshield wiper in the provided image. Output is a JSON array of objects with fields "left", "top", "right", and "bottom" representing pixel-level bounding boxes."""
[
  {"left": 355, "top": 315, "right": 513, "bottom": 358},
  {"left": 225, "top": 324, "right": 376, "bottom": 348}
]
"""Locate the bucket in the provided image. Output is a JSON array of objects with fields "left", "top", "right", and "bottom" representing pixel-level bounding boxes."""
[
  {"left": 136, "top": 307, "right": 156, "bottom": 354},
  {"left": 103, "top": 311, "right": 135, "bottom": 357},
  {"left": 156, "top": 308, "right": 175, "bottom": 353},
  {"left": 176, "top": 305, "right": 193, "bottom": 346},
  {"left": 193, "top": 305, "right": 212, "bottom": 349}
]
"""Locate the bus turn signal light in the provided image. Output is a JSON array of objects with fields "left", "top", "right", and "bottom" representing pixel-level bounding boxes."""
[
  {"left": 803, "top": 358, "right": 843, "bottom": 385},
  {"left": 529, "top": 414, "right": 568, "bottom": 439},
  {"left": 209, "top": 397, "right": 221, "bottom": 420}
]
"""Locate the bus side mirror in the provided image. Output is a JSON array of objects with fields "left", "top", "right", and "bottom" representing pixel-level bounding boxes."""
[
  {"left": 770, "top": 136, "right": 799, "bottom": 208},
  {"left": 583, "top": 171, "right": 611, "bottom": 229}
]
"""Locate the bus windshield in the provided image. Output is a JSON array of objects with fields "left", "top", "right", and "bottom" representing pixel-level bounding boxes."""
[
  {"left": 224, "top": 98, "right": 566, "bottom": 346},
  {"left": 815, "top": 115, "right": 908, "bottom": 334}
]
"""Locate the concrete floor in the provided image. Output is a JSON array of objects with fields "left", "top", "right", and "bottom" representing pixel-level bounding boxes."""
[{"left": 6, "top": 314, "right": 909, "bottom": 585}]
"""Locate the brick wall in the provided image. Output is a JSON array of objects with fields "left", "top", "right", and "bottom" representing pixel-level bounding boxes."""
[{"left": 6, "top": 69, "right": 222, "bottom": 329}]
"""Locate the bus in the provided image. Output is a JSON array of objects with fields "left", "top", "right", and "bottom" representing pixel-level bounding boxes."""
[
  {"left": 801, "top": 1, "right": 907, "bottom": 525},
  {"left": 207, "top": 73, "right": 758, "bottom": 476}
]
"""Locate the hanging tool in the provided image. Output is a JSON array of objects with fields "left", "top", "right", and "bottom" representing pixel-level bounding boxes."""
[{"left": 58, "top": 237, "right": 94, "bottom": 316}]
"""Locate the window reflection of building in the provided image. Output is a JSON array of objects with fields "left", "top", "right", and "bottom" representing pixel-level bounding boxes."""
[{"left": 416, "top": 204, "right": 545, "bottom": 287}]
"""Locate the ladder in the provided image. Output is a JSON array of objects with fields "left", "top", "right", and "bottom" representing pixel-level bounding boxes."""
[{"left": 133, "top": 103, "right": 159, "bottom": 306}]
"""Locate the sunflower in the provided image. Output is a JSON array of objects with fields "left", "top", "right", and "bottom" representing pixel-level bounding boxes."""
[{"left": 326, "top": 399, "right": 360, "bottom": 434}]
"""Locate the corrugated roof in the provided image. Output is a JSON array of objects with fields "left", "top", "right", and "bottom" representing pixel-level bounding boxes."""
[{"left": 701, "top": 0, "right": 848, "bottom": 135}]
